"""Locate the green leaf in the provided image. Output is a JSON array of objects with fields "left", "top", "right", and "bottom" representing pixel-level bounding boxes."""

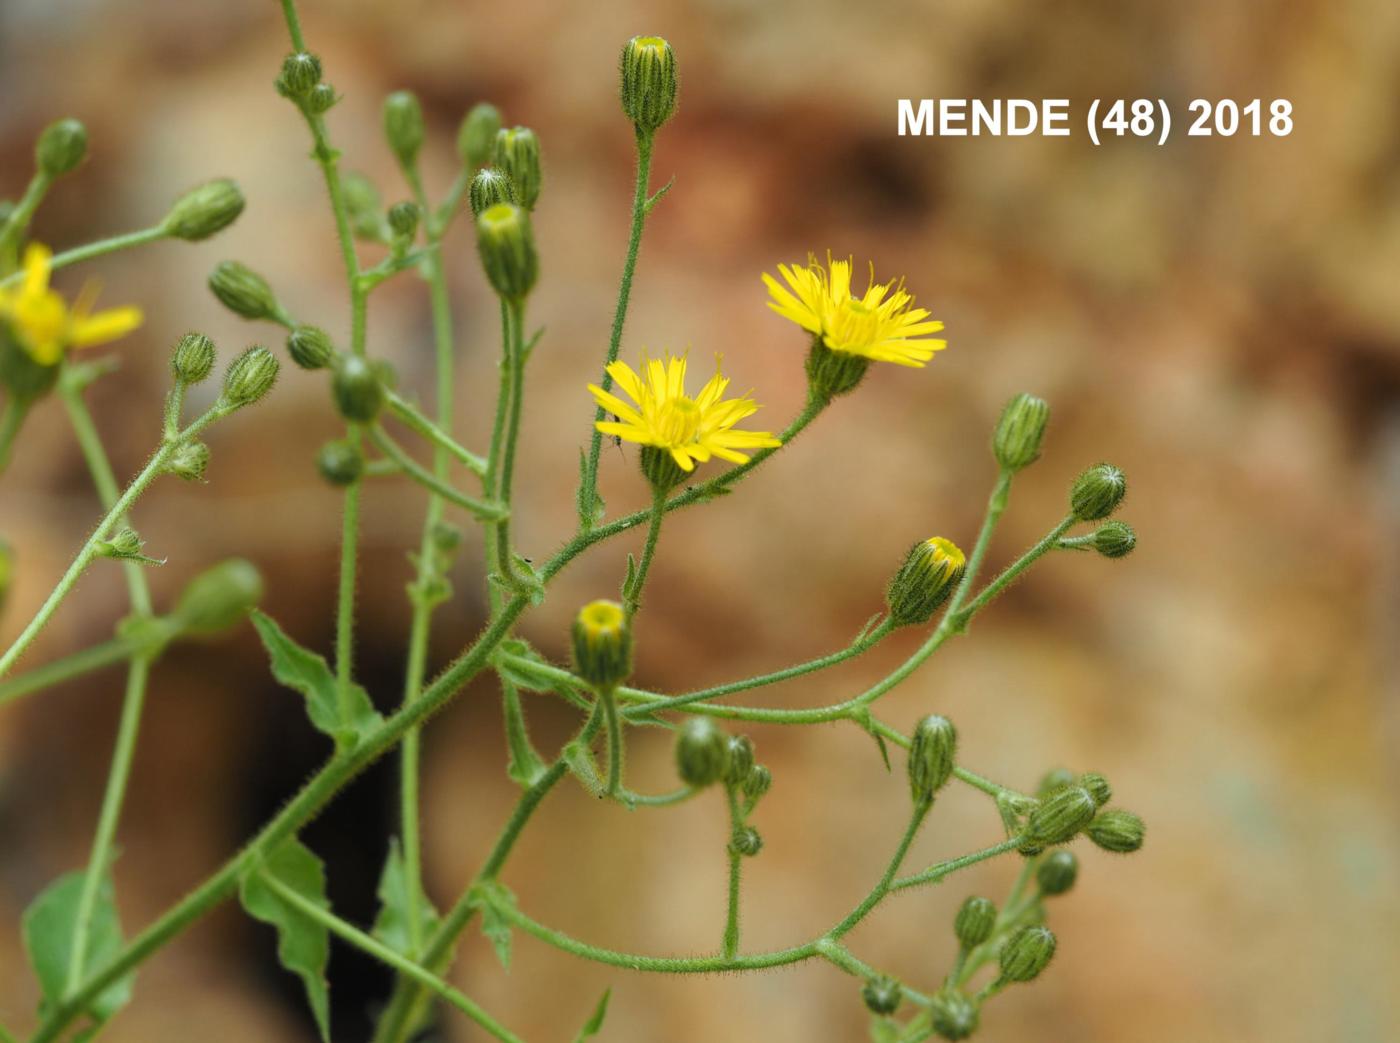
[
  {"left": 620, "top": 553, "right": 638, "bottom": 601},
  {"left": 501, "top": 680, "right": 547, "bottom": 788},
  {"left": 573, "top": 987, "right": 611, "bottom": 1042},
  {"left": 852, "top": 710, "right": 892, "bottom": 772},
  {"left": 250, "top": 610, "right": 382, "bottom": 749},
  {"left": 494, "top": 639, "right": 590, "bottom": 711},
  {"left": 561, "top": 740, "right": 603, "bottom": 797},
  {"left": 239, "top": 838, "right": 331, "bottom": 1042},
  {"left": 475, "top": 883, "right": 515, "bottom": 971},
  {"left": 22, "top": 870, "right": 133, "bottom": 1023}
]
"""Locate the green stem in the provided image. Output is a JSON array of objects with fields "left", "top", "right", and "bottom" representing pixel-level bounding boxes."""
[
  {"left": 385, "top": 391, "right": 487, "bottom": 477},
  {"left": 0, "top": 171, "right": 53, "bottom": 255},
  {"left": 623, "top": 487, "right": 666, "bottom": 619},
  {"left": 579, "top": 128, "right": 655, "bottom": 529},
  {"left": 0, "top": 226, "right": 168, "bottom": 290},
  {"left": 492, "top": 298, "right": 528, "bottom": 588},
  {"left": 0, "top": 1018, "right": 16, "bottom": 1043},
  {"left": 0, "top": 635, "right": 139, "bottom": 709},
  {"left": 333, "top": 445, "right": 362, "bottom": 745},
  {"left": 722, "top": 785, "right": 744, "bottom": 958},
  {"left": 259, "top": 875, "right": 525, "bottom": 1043},
  {"left": 367, "top": 426, "right": 502, "bottom": 520},
  {"left": 600, "top": 685, "right": 623, "bottom": 797},
  {"left": 890, "top": 835, "right": 1026, "bottom": 893},
  {"left": 828, "top": 801, "right": 930, "bottom": 939}
]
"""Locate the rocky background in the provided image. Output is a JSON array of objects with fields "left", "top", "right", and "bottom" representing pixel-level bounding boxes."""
[{"left": 2, "top": 0, "right": 1398, "bottom": 1040}]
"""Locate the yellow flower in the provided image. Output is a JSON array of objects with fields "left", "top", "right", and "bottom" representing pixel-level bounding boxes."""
[
  {"left": 589, "top": 353, "right": 781, "bottom": 472},
  {"left": 762, "top": 254, "right": 946, "bottom": 367},
  {"left": 0, "top": 244, "right": 143, "bottom": 366}
]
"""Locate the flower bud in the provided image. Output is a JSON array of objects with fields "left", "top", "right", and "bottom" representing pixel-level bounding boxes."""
[
  {"left": 619, "top": 36, "right": 678, "bottom": 133},
  {"left": 287, "top": 326, "right": 335, "bottom": 370},
  {"left": 475, "top": 203, "right": 538, "bottom": 299},
  {"left": 929, "top": 989, "right": 978, "bottom": 1041},
  {"left": 98, "top": 528, "right": 146, "bottom": 561},
  {"left": 953, "top": 896, "right": 996, "bottom": 949},
  {"left": 173, "top": 558, "right": 264, "bottom": 635},
  {"left": 458, "top": 102, "right": 502, "bottom": 168},
  {"left": 723, "top": 735, "right": 754, "bottom": 786},
  {"left": 343, "top": 173, "right": 385, "bottom": 241},
  {"left": 492, "top": 127, "right": 541, "bottom": 210},
  {"left": 992, "top": 392, "right": 1049, "bottom": 472},
  {"left": 675, "top": 717, "right": 728, "bottom": 788},
  {"left": 1037, "top": 767, "right": 1075, "bottom": 799},
  {"left": 861, "top": 977, "right": 901, "bottom": 1017},
  {"left": 36, "top": 118, "right": 87, "bottom": 177},
  {"left": 886, "top": 537, "right": 966, "bottom": 627},
  {"left": 331, "top": 355, "right": 385, "bottom": 423},
  {"left": 729, "top": 826, "right": 763, "bottom": 858},
  {"left": 1025, "top": 785, "right": 1096, "bottom": 847},
  {"left": 907, "top": 714, "right": 957, "bottom": 804},
  {"left": 209, "top": 261, "right": 281, "bottom": 321},
  {"left": 805, "top": 339, "right": 870, "bottom": 401},
  {"left": 383, "top": 90, "right": 425, "bottom": 168},
  {"left": 999, "top": 925, "right": 1056, "bottom": 983},
  {"left": 1091, "top": 520, "right": 1136, "bottom": 559},
  {"left": 387, "top": 200, "right": 420, "bottom": 240},
  {"left": 221, "top": 346, "right": 279, "bottom": 408},
  {"left": 1087, "top": 809, "right": 1145, "bottom": 853},
  {"left": 163, "top": 179, "right": 245, "bottom": 241},
  {"left": 431, "top": 521, "right": 462, "bottom": 554},
  {"left": 171, "top": 333, "right": 216, "bottom": 384},
  {"left": 570, "top": 599, "right": 632, "bottom": 689},
  {"left": 1036, "top": 850, "right": 1079, "bottom": 896},
  {"left": 166, "top": 441, "right": 211, "bottom": 482},
  {"left": 317, "top": 440, "right": 364, "bottom": 486},
  {"left": 742, "top": 764, "right": 772, "bottom": 801},
  {"left": 306, "top": 83, "right": 338, "bottom": 114},
  {"left": 1079, "top": 772, "right": 1112, "bottom": 808},
  {"left": 277, "top": 52, "right": 322, "bottom": 98},
  {"left": 1070, "top": 463, "right": 1127, "bottom": 521},
  {"left": 469, "top": 168, "right": 516, "bottom": 217}
]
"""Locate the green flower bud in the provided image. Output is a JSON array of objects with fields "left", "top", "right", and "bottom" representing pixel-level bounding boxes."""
[
  {"left": 1091, "top": 520, "right": 1136, "bottom": 559},
  {"left": 209, "top": 261, "right": 281, "bottom": 321},
  {"left": 166, "top": 440, "right": 211, "bottom": 482},
  {"left": 1079, "top": 772, "right": 1112, "bottom": 808},
  {"left": 171, "top": 332, "right": 216, "bottom": 384},
  {"left": 861, "top": 976, "right": 901, "bottom": 1016},
  {"left": 1025, "top": 785, "right": 1097, "bottom": 847},
  {"left": 570, "top": 599, "right": 632, "bottom": 689},
  {"left": 277, "top": 52, "right": 322, "bottom": 98},
  {"left": 0, "top": 539, "right": 14, "bottom": 616},
  {"left": 36, "top": 118, "right": 87, "bottom": 177},
  {"left": 1036, "top": 850, "right": 1079, "bottom": 896},
  {"left": 221, "top": 346, "right": 279, "bottom": 408},
  {"left": 163, "top": 179, "right": 246, "bottom": 241},
  {"left": 383, "top": 90, "right": 425, "bottom": 167},
  {"left": 316, "top": 440, "right": 364, "bottom": 486},
  {"left": 475, "top": 202, "right": 538, "bottom": 300},
  {"left": 331, "top": 355, "right": 385, "bottom": 423},
  {"left": 675, "top": 717, "right": 728, "bottom": 788},
  {"left": 1037, "top": 767, "right": 1075, "bottom": 799},
  {"left": 287, "top": 325, "right": 335, "bottom": 370},
  {"left": 907, "top": 714, "right": 957, "bottom": 804},
  {"left": 173, "top": 558, "right": 264, "bottom": 635},
  {"left": 999, "top": 925, "right": 1056, "bottom": 982},
  {"left": 887, "top": 537, "right": 966, "bottom": 627},
  {"left": 953, "top": 896, "right": 996, "bottom": 949},
  {"left": 805, "top": 338, "right": 870, "bottom": 401},
  {"left": 1070, "top": 463, "right": 1127, "bottom": 521},
  {"left": 343, "top": 173, "right": 386, "bottom": 241},
  {"left": 305, "top": 83, "right": 338, "bottom": 115},
  {"left": 469, "top": 168, "right": 516, "bottom": 217},
  {"left": 97, "top": 528, "right": 148, "bottom": 561},
  {"left": 1087, "top": 808, "right": 1145, "bottom": 853},
  {"left": 729, "top": 826, "right": 763, "bottom": 858},
  {"left": 458, "top": 102, "right": 502, "bottom": 168},
  {"left": 492, "top": 127, "right": 541, "bottom": 210},
  {"left": 431, "top": 521, "right": 463, "bottom": 554},
  {"left": 742, "top": 764, "right": 772, "bottom": 801},
  {"left": 723, "top": 735, "right": 755, "bottom": 786},
  {"left": 929, "top": 988, "right": 978, "bottom": 1041},
  {"left": 992, "top": 392, "right": 1049, "bottom": 472},
  {"left": 387, "top": 201, "right": 420, "bottom": 240},
  {"left": 620, "top": 36, "right": 679, "bottom": 133}
]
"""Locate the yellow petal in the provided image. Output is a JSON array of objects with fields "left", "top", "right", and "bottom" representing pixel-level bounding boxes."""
[{"left": 70, "top": 306, "right": 144, "bottom": 349}]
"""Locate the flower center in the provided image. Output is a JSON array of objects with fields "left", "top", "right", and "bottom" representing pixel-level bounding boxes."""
[
  {"left": 826, "top": 297, "right": 882, "bottom": 351},
  {"left": 654, "top": 395, "right": 702, "bottom": 446}
]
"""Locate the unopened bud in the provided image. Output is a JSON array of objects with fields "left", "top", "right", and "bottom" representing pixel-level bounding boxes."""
[
  {"left": 1037, "top": 767, "right": 1075, "bottom": 799},
  {"left": 861, "top": 977, "right": 901, "bottom": 1017},
  {"left": 570, "top": 599, "right": 632, "bottom": 689},
  {"left": 306, "top": 83, "right": 338, "bottom": 114},
  {"left": 387, "top": 201, "right": 420, "bottom": 240},
  {"left": 343, "top": 173, "right": 385, "bottom": 241},
  {"left": 953, "top": 896, "right": 996, "bottom": 949},
  {"left": 36, "top": 118, "right": 87, "bottom": 177},
  {"left": 907, "top": 714, "right": 957, "bottom": 804},
  {"left": 475, "top": 203, "right": 538, "bottom": 299},
  {"left": 675, "top": 717, "right": 727, "bottom": 788},
  {"left": 742, "top": 764, "right": 772, "bottom": 800},
  {"left": 1091, "top": 520, "right": 1136, "bottom": 559},
  {"left": 221, "top": 346, "right": 279, "bottom": 408},
  {"left": 458, "top": 102, "right": 502, "bottom": 168},
  {"left": 992, "top": 392, "right": 1049, "bottom": 472},
  {"left": 1036, "top": 850, "right": 1079, "bottom": 896},
  {"left": 887, "top": 537, "right": 966, "bottom": 626},
  {"left": 287, "top": 326, "right": 335, "bottom": 370},
  {"left": 383, "top": 90, "right": 425, "bottom": 167},
  {"left": 317, "top": 440, "right": 364, "bottom": 486},
  {"left": 729, "top": 826, "right": 763, "bottom": 858},
  {"left": 469, "top": 168, "right": 516, "bottom": 217},
  {"left": 173, "top": 558, "right": 264, "bottom": 635},
  {"left": 163, "top": 179, "right": 245, "bottom": 241},
  {"left": 1079, "top": 772, "right": 1112, "bottom": 808},
  {"left": 97, "top": 528, "right": 147, "bottom": 561},
  {"left": 277, "top": 52, "right": 322, "bottom": 98},
  {"left": 999, "top": 925, "right": 1056, "bottom": 983},
  {"left": 929, "top": 988, "right": 978, "bottom": 1041},
  {"left": 171, "top": 332, "right": 216, "bottom": 384},
  {"left": 1025, "top": 786, "right": 1096, "bottom": 847},
  {"left": 209, "top": 261, "right": 281, "bottom": 321},
  {"left": 722, "top": 735, "right": 754, "bottom": 786},
  {"left": 1070, "top": 463, "right": 1127, "bottom": 521},
  {"left": 166, "top": 440, "right": 211, "bottom": 482},
  {"left": 331, "top": 355, "right": 385, "bottom": 422},
  {"left": 1087, "top": 809, "right": 1145, "bottom": 853},
  {"left": 492, "top": 127, "right": 541, "bottom": 210},
  {"left": 620, "top": 36, "right": 679, "bottom": 133}
]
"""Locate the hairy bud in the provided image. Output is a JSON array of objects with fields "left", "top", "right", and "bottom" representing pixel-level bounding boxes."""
[
  {"left": 742, "top": 764, "right": 772, "bottom": 801},
  {"left": 277, "top": 52, "right": 322, "bottom": 98},
  {"left": 317, "top": 440, "right": 364, "bottom": 487},
  {"left": 36, "top": 118, "right": 87, "bottom": 177},
  {"left": 1079, "top": 772, "right": 1112, "bottom": 808},
  {"left": 722, "top": 735, "right": 755, "bottom": 786},
  {"left": 886, "top": 537, "right": 966, "bottom": 626},
  {"left": 383, "top": 90, "right": 425, "bottom": 168},
  {"left": 458, "top": 102, "right": 502, "bottom": 168},
  {"left": 166, "top": 441, "right": 211, "bottom": 482},
  {"left": 1091, "top": 520, "right": 1136, "bottom": 559},
  {"left": 929, "top": 989, "right": 978, "bottom": 1041},
  {"left": 1087, "top": 809, "right": 1145, "bottom": 853},
  {"left": 570, "top": 599, "right": 633, "bottom": 689},
  {"left": 1025, "top": 786, "right": 1097, "bottom": 847},
  {"left": 475, "top": 203, "right": 538, "bottom": 300},
  {"left": 287, "top": 326, "right": 335, "bottom": 371},
  {"left": 999, "top": 925, "right": 1056, "bottom": 983},
  {"left": 469, "top": 168, "right": 516, "bottom": 217},
  {"left": 1070, "top": 463, "right": 1127, "bottom": 521},
  {"left": 675, "top": 717, "right": 728, "bottom": 788},
  {"left": 331, "top": 355, "right": 385, "bottom": 423},
  {"left": 387, "top": 201, "right": 420, "bottom": 240},
  {"left": 1036, "top": 850, "right": 1079, "bottom": 896},
  {"left": 861, "top": 977, "right": 901, "bottom": 1017},
  {"left": 171, "top": 333, "right": 216, "bottom": 384},
  {"left": 164, "top": 179, "right": 245, "bottom": 241},
  {"left": 209, "top": 261, "right": 281, "bottom": 322},
  {"left": 907, "top": 714, "right": 957, "bottom": 804},
  {"left": 729, "top": 826, "right": 763, "bottom": 858},
  {"left": 493, "top": 127, "right": 541, "bottom": 210},
  {"left": 221, "top": 346, "right": 279, "bottom": 408},
  {"left": 992, "top": 392, "right": 1049, "bottom": 472},
  {"left": 173, "top": 559, "right": 264, "bottom": 635},
  {"left": 620, "top": 36, "right": 679, "bottom": 133},
  {"left": 953, "top": 895, "right": 996, "bottom": 949}
]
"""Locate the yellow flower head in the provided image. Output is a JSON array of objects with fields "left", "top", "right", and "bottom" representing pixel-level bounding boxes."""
[
  {"left": 589, "top": 352, "right": 781, "bottom": 473},
  {"left": 0, "top": 244, "right": 143, "bottom": 366},
  {"left": 762, "top": 253, "right": 946, "bottom": 367}
]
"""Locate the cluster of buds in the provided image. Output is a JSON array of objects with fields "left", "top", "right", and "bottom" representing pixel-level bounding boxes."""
[
  {"left": 1021, "top": 767, "right": 1145, "bottom": 855},
  {"left": 673, "top": 717, "right": 770, "bottom": 802},
  {"left": 275, "top": 51, "right": 336, "bottom": 115}
]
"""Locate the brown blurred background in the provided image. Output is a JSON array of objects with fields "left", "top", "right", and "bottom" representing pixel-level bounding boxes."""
[{"left": 3, "top": 0, "right": 1399, "bottom": 1040}]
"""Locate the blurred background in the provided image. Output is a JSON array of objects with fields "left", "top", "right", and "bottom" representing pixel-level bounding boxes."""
[{"left": 2, "top": 0, "right": 1399, "bottom": 1040}]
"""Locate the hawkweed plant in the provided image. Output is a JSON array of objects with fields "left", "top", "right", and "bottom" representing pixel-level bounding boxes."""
[{"left": 0, "top": 7, "right": 1145, "bottom": 1043}]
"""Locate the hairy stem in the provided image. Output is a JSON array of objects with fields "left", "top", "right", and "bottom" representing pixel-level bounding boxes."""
[{"left": 0, "top": 226, "right": 168, "bottom": 290}]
